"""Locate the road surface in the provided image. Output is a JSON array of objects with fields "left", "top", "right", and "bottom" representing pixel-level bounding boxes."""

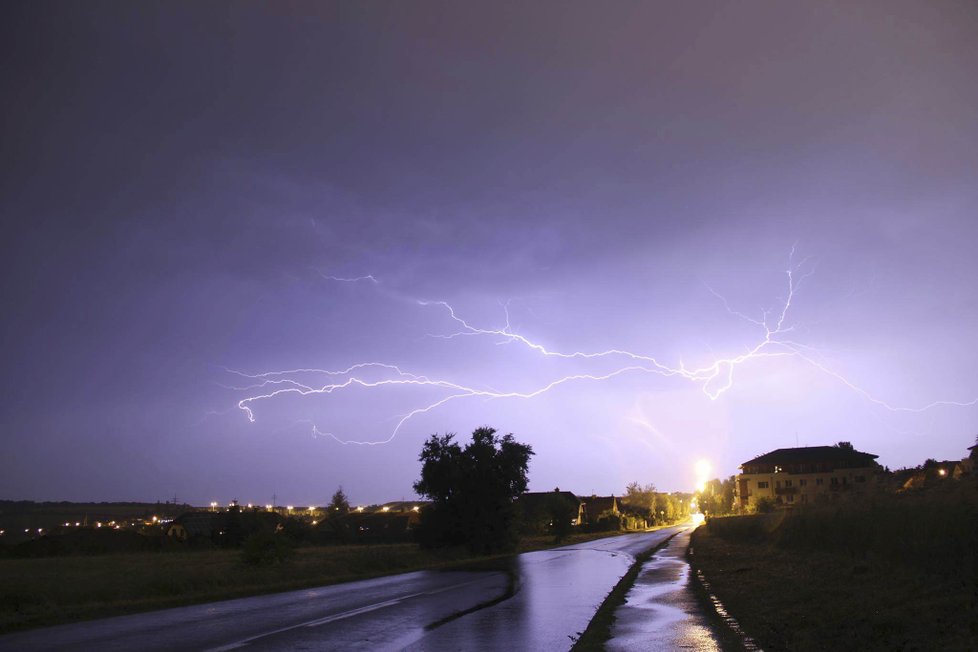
[{"left": 0, "top": 527, "right": 685, "bottom": 651}]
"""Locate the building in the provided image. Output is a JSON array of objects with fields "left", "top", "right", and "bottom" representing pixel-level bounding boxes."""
[
  {"left": 581, "top": 495, "right": 619, "bottom": 523},
  {"left": 736, "top": 445, "right": 879, "bottom": 510},
  {"left": 516, "top": 490, "right": 585, "bottom": 533}
]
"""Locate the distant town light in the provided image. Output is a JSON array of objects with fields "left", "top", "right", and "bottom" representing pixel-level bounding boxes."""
[
  {"left": 938, "top": 468, "right": 947, "bottom": 476},
  {"left": 412, "top": 506, "right": 419, "bottom": 512},
  {"left": 287, "top": 505, "right": 294, "bottom": 511},
  {"left": 382, "top": 506, "right": 390, "bottom": 512},
  {"left": 308, "top": 506, "right": 316, "bottom": 512},
  {"left": 265, "top": 504, "right": 273, "bottom": 510}
]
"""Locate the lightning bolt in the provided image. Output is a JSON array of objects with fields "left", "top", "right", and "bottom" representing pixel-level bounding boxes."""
[{"left": 229, "top": 252, "right": 977, "bottom": 444}]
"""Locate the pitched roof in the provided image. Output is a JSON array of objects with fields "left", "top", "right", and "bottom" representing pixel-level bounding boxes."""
[
  {"left": 517, "top": 491, "right": 581, "bottom": 513},
  {"left": 740, "top": 445, "right": 878, "bottom": 467},
  {"left": 581, "top": 495, "right": 618, "bottom": 515}
]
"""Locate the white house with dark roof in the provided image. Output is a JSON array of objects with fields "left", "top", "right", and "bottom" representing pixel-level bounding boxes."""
[{"left": 735, "top": 445, "right": 880, "bottom": 510}]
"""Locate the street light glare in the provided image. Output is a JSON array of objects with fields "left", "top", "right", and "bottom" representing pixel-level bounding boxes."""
[{"left": 695, "top": 459, "right": 712, "bottom": 493}]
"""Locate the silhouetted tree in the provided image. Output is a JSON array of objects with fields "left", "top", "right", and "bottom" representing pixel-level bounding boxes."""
[
  {"left": 327, "top": 486, "right": 350, "bottom": 516},
  {"left": 835, "top": 441, "right": 854, "bottom": 450},
  {"left": 547, "top": 494, "right": 576, "bottom": 543},
  {"left": 414, "top": 426, "right": 533, "bottom": 554}
]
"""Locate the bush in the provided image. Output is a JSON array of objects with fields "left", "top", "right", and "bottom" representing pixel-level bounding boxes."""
[
  {"left": 240, "top": 531, "right": 294, "bottom": 566},
  {"left": 755, "top": 496, "right": 776, "bottom": 513}
]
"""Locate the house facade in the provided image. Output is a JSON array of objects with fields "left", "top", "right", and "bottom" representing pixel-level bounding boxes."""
[{"left": 736, "top": 445, "right": 879, "bottom": 510}]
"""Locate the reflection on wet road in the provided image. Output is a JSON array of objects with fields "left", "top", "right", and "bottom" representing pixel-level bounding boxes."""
[
  {"left": 0, "top": 527, "right": 703, "bottom": 651},
  {"left": 608, "top": 525, "right": 723, "bottom": 651},
  {"left": 0, "top": 570, "right": 510, "bottom": 652}
]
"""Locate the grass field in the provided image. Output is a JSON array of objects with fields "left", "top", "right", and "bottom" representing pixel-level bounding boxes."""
[
  {"left": 0, "top": 529, "right": 636, "bottom": 633},
  {"left": 690, "top": 480, "right": 978, "bottom": 651}
]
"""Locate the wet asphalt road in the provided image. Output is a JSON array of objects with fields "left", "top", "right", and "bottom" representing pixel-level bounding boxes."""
[{"left": 0, "top": 527, "right": 687, "bottom": 652}]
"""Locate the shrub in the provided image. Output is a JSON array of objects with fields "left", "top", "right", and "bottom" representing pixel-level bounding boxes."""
[{"left": 240, "top": 531, "right": 294, "bottom": 566}]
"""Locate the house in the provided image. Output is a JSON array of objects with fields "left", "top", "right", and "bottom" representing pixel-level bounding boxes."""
[
  {"left": 166, "top": 511, "right": 217, "bottom": 542},
  {"left": 516, "top": 490, "right": 585, "bottom": 533},
  {"left": 581, "top": 495, "right": 619, "bottom": 523},
  {"left": 322, "top": 510, "right": 421, "bottom": 543},
  {"left": 901, "top": 459, "right": 969, "bottom": 489},
  {"left": 736, "top": 445, "right": 880, "bottom": 510}
]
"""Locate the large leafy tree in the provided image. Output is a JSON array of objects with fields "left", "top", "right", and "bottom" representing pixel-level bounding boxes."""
[{"left": 414, "top": 426, "right": 533, "bottom": 554}]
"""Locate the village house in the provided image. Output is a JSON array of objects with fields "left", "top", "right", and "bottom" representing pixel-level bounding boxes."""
[
  {"left": 735, "top": 444, "right": 880, "bottom": 510},
  {"left": 516, "top": 490, "right": 586, "bottom": 533},
  {"left": 581, "top": 495, "right": 619, "bottom": 523}
]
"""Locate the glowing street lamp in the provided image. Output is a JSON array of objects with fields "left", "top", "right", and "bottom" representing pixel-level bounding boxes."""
[{"left": 695, "top": 459, "right": 712, "bottom": 493}]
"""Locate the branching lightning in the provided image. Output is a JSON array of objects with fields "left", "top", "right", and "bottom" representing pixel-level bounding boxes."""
[{"left": 229, "top": 250, "right": 976, "bottom": 444}]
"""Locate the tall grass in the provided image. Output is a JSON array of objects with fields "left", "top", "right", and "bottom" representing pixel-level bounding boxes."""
[{"left": 707, "top": 479, "right": 978, "bottom": 579}]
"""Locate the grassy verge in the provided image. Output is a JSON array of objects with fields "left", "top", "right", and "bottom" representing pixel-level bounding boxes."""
[
  {"left": 690, "top": 482, "right": 978, "bottom": 651},
  {"left": 0, "top": 529, "right": 639, "bottom": 634}
]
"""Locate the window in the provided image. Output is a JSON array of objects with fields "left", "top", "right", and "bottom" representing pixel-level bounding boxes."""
[
  {"left": 786, "top": 494, "right": 795, "bottom": 503},
  {"left": 799, "top": 479, "right": 807, "bottom": 487},
  {"left": 784, "top": 479, "right": 792, "bottom": 488},
  {"left": 831, "top": 477, "right": 839, "bottom": 486},
  {"left": 757, "top": 481, "right": 769, "bottom": 489},
  {"left": 815, "top": 478, "right": 824, "bottom": 486}
]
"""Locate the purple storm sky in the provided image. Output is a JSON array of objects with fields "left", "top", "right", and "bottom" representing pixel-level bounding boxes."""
[{"left": 2, "top": 1, "right": 977, "bottom": 506}]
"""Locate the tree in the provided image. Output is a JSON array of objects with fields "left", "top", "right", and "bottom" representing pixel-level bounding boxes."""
[
  {"left": 414, "top": 426, "right": 533, "bottom": 554},
  {"left": 697, "top": 476, "right": 737, "bottom": 516},
  {"left": 621, "top": 482, "right": 657, "bottom": 526},
  {"left": 835, "top": 441, "right": 854, "bottom": 451},
  {"left": 327, "top": 486, "right": 350, "bottom": 516},
  {"left": 546, "top": 494, "right": 576, "bottom": 543}
]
